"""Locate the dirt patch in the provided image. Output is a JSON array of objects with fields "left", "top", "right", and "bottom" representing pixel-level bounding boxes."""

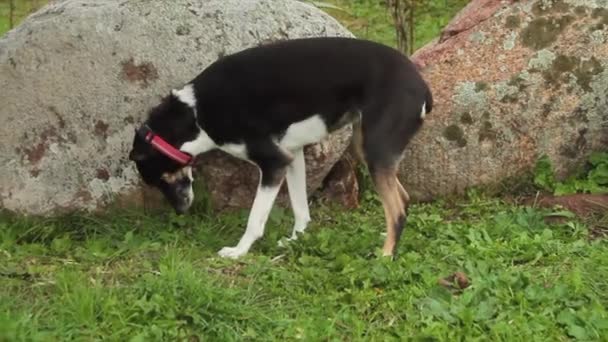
[
  {"left": 120, "top": 58, "right": 159, "bottom": 87},
  {"left": 530, "top": 193, "right": 607, "bottom": 217},
  {"left": 438, "top": 272, "right": 470, "bottom": 293},
  {"left": 94, "top": 120, "right": 109, "bottom": 138},
  {"left": 96, "top": 168, "right": 110, "bottom": 181},
  {"left": 74, "top": 189, "right": 93, "bottom": 203},
  {"left": 24, "top": 143, "right": 47, "bottom": 164},
  {"left": 526, "top": 193, "right": 608, "bottom": 239},
  {"left": 21, "top": 127, "right": 64, "bottom": 164}
]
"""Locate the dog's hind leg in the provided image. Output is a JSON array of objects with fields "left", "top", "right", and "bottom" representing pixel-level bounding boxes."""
[
  {"left": 361, "top": 92, "right": 423, "bottom": 258},
  {"left": 370, "top": 166, "right": 407, "bottom": 257},
  {"left": 218, "top": 140, "right": 292, "bottom": 259},
  {"left": 284, "top": 149, "right": 310, "bottom": 240}
]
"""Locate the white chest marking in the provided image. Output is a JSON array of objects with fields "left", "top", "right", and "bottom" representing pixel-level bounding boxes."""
[
  {"left": 280, "top": 115, "right": 328, "bottom": 150},
  {"left": 219, "top": 143, "right": 248, "bottom": 160},
  {"left": 179, "top": 129, "right": 216, "bottom": 156}
]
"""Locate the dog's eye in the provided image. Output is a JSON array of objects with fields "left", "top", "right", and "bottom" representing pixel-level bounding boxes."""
[
  {"left": 162, "top": 167, "right": 193, "bottom": 184},
  {"left": 161, "top": 172, "right": 178, "bottom": 184}
]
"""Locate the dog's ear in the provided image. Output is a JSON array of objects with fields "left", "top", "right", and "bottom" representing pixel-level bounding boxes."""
[{"left": 129, "top": 149, "right": 147, "bottom": 161}]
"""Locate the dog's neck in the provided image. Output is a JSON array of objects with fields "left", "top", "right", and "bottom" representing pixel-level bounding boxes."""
[{"left": 170, "top": 84, "right": 217, "bottom": 156}]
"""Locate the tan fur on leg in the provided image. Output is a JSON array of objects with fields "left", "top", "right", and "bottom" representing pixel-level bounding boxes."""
[
  {"left": 396, "top": 178, "right": 410, "bottom": 205},
  {"left": 374, "top": 169, "right": 406, "bottom": 257}
]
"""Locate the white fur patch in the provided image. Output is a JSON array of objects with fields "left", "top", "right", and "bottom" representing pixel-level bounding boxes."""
[
  {"left": 280, "top": 115, "right": 328, "bottom": 150},
  {"left": 218, "top": 180, "right": 282, "bottom": 259},
  {"left": 180, "top": 129, "right": 216, "bottom": 156},
  {"left": 183, "top": 166, "right": 194, "bottom": 207},
  {"left": 219, "top": 143, "right": 248, "bottom": 160},
  {"left": 172, "top": 84, "right": 197, "bottom": 109},
  {"left": 184, "top": 166, "right": 193, "bottom": 181},
  {"left": 420, "top": 102, "right": 427, "bottom": 120},
  {"left": 285, "top": 149, "right": 310, "bottom": 239}
]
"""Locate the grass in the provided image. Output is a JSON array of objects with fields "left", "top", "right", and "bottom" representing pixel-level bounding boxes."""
[
  {"left": 317, "top": 0, "right": 470, "bottom": 50},
  {"left": 2, "top": 191, "right": 607, "bottom": 340},
  {"left": 2, "top": 0, "right": 607, "bottom": 340},
  {"left": 0, "top": 0, "right": 47, "bottom": 35}
]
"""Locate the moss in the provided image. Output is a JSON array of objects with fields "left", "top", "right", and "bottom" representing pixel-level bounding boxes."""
[
  {"left": 444, "top": 124, "right": 463, "bottom": 141},
  {"left": 532, "top": 0, "right": 571, "bottom": 16},
  {"left": 559, "top": 129, "right": 587, "bottom": 159},
  {"left": 500, "top": 93, "right": 519, "bottom": 103},
  {"left": 592, "top": 8, "right": 608, "bottom": 26},
  {"left": 573, "top": 57, "right": 604, "bottom": 91},
  {"left": 175, "top": 24, "right": 191, "bottom": 36},
  {"left": 460, "top": 112, "right": 474, "bottom": 125},
  {"left": 550, "top": 0, "right": 570, "bottom": 13},
  {"left": 475, "top": 82, "right": 489, "bottom": 92},
  {"left": 554, "top": 54, "right": 577, "bottom": 72},
  {"left": 443, "top": 124, "right": 467, "bottom": 147},
  {"left": 505, "top": 15, "right": 521, "bottom": 29},
  {"left": 521, "top": 15, "right": 574, "bottom": 50},
  {"left": 541, "top": 102, "right": 552, "bottom": 117},
  {"left": 588, "top": 8, "right": 608, "bottom": 34},
  {"left": 542, "top": 54, "right": 575, "bottom": 88},
  {"left": 574, "top": 6, "right": 587, "bottom": 16},
  {"left": 478, "top": 121, "right": 497, "bottom": 142},
  {"left": 589, "top": 23, "right": 606, "bottom": 32},
  {"left": 507, "top": 74, "right": 528, "bottom": 91},
  {"left": 542, "top": 54, "right": 604, "bottom": 91}
]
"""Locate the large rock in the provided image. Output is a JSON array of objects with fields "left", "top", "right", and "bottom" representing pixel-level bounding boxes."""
[
  {"left": 0, "top": 0, "right": 354, "bottom": 215},
  {"left": 404, "top": 0, "right": 608, "bottom": 201}
]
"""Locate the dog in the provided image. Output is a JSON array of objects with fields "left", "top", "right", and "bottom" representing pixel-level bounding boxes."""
[{"left": 129, "top": 37, "right": 432, "bottom": 259}]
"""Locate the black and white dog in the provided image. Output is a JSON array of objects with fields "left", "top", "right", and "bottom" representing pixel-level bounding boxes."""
[{"left": 129, "top": 37, "right": 432, "bottom": 259}]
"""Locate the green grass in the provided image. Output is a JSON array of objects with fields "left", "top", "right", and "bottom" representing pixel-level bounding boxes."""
[
  {"left": 3, "top": 0, "right": 607, "bottom": 340},
  {"left": 535, "top": 152, "right": 608, "bottom": 196},
  {"left": 2, "top": 190, "right": 608, "bottom": 340},
  {"left": 0, "top": 0, "right": 47, "bottom": 36},
  {"left": 317, "top": 0, "right": 469, "bottom": 50}
]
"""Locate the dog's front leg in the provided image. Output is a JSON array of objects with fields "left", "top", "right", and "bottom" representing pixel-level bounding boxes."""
[
  {"left": 217, "top": 181, "right": 283, "bottom": 258},
  {"left": 218, "top": 140, "right": 291, "bottom": 259},
  {"left": 285, "top": 149, "right": 310, "bottom": 240}
]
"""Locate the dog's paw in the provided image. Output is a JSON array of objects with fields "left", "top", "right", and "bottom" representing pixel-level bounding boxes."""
[
  {"left": 277, "top": 231, "right": 302, "bottom": 248},
  {"left": 277, "top": 238, "right": 290, "bottom": 248},
  {"left": 218, "top": 246, "right": 246, "bottom": 259}
]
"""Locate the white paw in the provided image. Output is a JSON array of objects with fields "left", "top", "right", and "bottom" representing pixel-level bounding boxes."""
[
  {"left": 277, "top": 238, "right": 293, "bottom": 248},
  {"left": 218, "top": 246, "right": 247, "bottom": 259},
  {"left": 277, "top": 231, "right": 301, "bottom": 248}
]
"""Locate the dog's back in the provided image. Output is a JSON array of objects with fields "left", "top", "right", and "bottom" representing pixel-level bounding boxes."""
[{"left": 192, "top": 37, "right": 431, "bottom": 142}]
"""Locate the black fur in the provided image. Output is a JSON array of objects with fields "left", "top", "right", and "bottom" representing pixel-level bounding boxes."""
[{"left": 130, "top": 37, "right": 432, "bottom": 213}]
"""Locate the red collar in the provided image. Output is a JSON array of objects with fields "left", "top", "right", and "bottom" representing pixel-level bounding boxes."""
[{"left": 137, "top": 125, "right": 193, "bottom": 165}]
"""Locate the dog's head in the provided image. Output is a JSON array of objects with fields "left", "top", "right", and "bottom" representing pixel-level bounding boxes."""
[{"left": 129, "top": 93, "right": 199, "bottom": 214}]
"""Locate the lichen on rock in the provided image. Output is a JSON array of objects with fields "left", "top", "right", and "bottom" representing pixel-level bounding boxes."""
[{"left": 405, "top": 0, "right": 608, "bottom": 201}]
